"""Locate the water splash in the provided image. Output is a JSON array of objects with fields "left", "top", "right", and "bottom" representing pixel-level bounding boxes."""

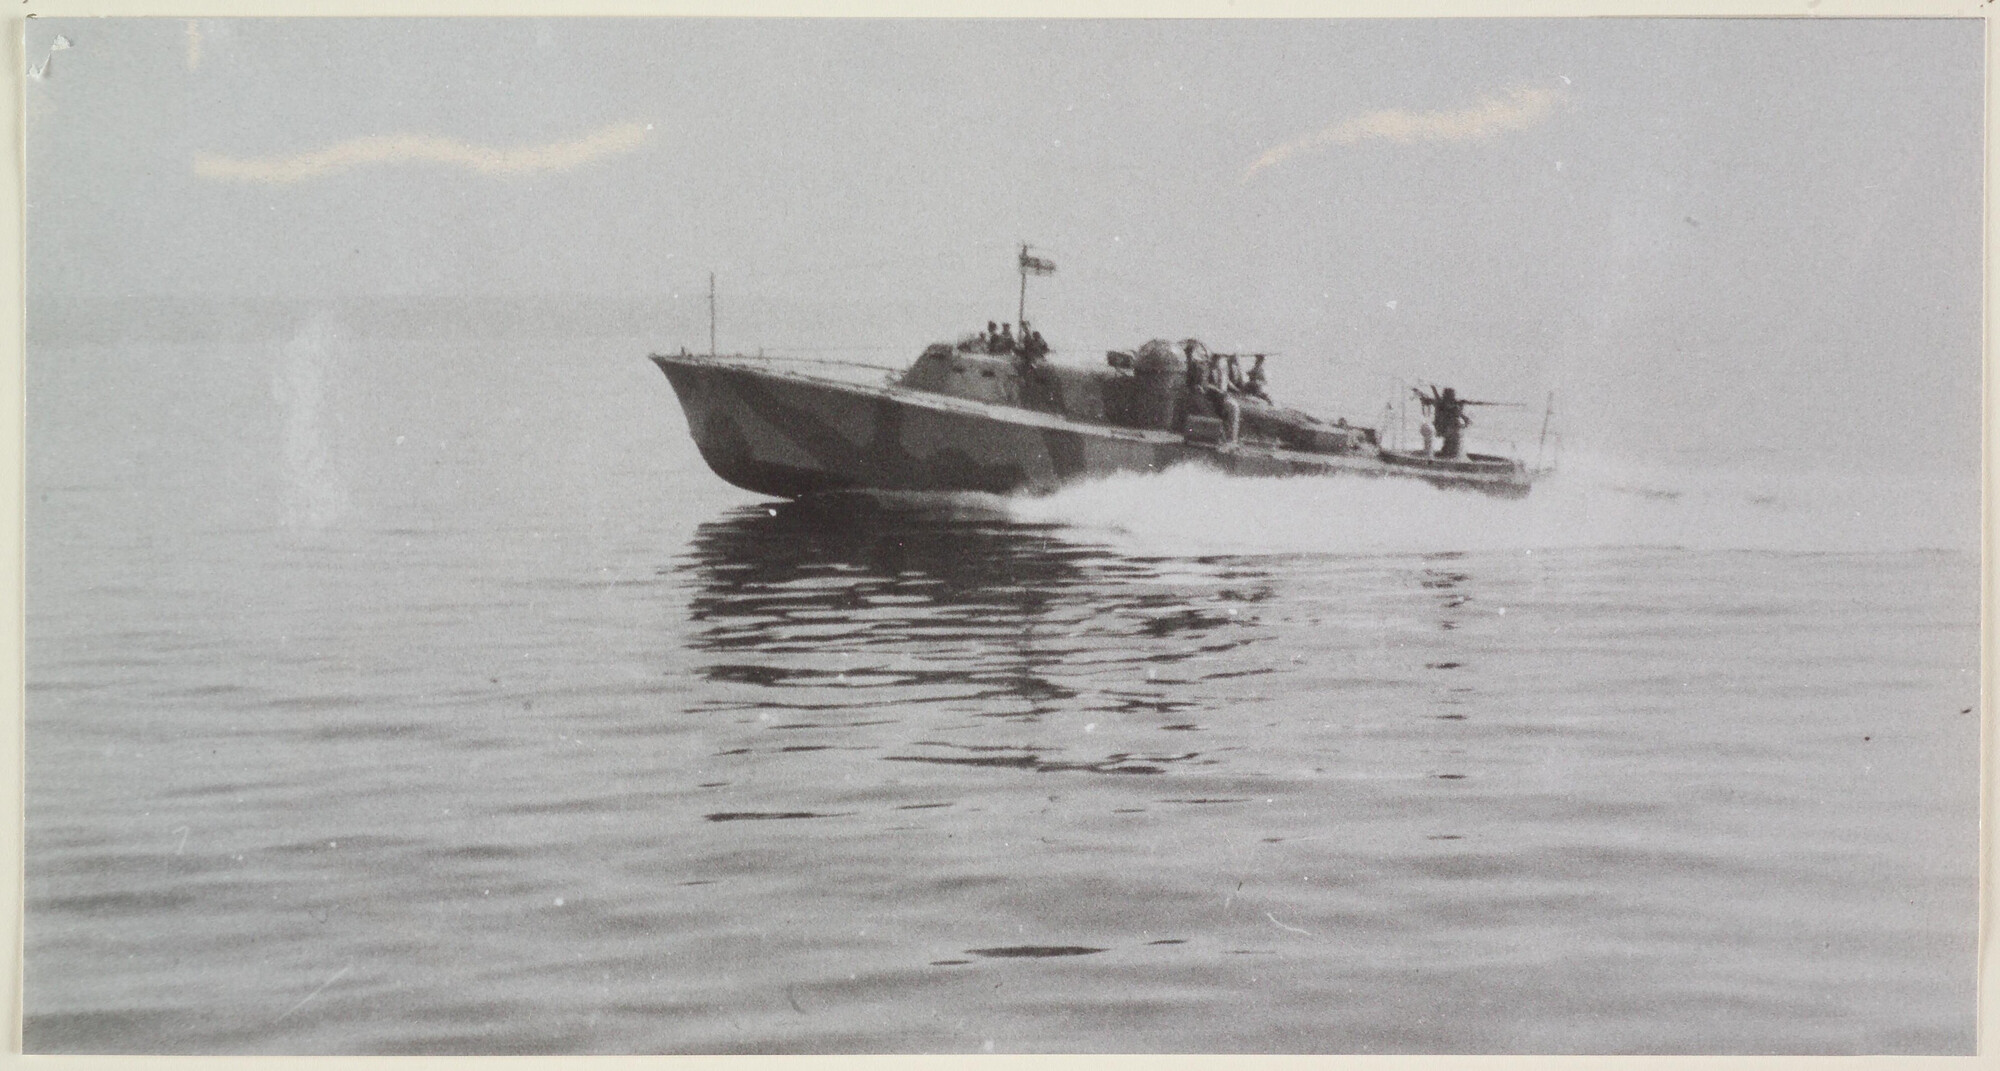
[
  {"left": 1007, "top": 451, "right": 1973, "bottom": 557},
  {"left": 270, "top": 315, "right": 349, "bottom": 530}
]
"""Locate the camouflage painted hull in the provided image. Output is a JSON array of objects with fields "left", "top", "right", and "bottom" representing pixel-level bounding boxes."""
[{"left": 652, "top": 354, "right": 1532, "bottom": 499}]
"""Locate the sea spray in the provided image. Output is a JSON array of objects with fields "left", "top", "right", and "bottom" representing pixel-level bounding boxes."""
[
  {"left": 1005, "top": 451, "right": 1972, "bottom": 557},
  {"left": 270, "top": 313, "right": 350, "bottom": 530}
]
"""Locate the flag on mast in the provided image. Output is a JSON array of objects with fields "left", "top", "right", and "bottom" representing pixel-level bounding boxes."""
[{"left": 1019, "top": 246, "right": 1056, "bottom": 276}]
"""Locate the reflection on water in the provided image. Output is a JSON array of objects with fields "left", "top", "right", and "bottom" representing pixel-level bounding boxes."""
[
  {"left": 1419, "top": 552, "right": 1473, "bottom": 631},
  {"left": 680, "top": 495, "right": 1279, "bottom": 776},
  {"left": 654, "top": 502, "right": 1977, "bottom": 1055}
]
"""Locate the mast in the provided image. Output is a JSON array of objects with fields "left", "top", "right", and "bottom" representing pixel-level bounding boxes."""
[
  {"left": 1015, "top": 243, "right": 1056, "bottom": 336},
  {"left": 1536, "top": 391, "right": 1554, "bottom": 471},
  {"left": 1017, "top": 244, "right": 1028, "bottom": 332},
  {"left": 708, "top": 272, "right": 717, "bottom": 359}
]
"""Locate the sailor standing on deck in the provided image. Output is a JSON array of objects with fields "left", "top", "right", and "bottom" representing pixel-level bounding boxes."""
[
  {"left": 1179, "top": 342, "right": 1205, "bottom": 428},
  {"left": 1203, "top": 353, "right": 1240, "bottom": 442},
  {"left": 1414, "top": 386, "right": 1470, "bottom": 459}
]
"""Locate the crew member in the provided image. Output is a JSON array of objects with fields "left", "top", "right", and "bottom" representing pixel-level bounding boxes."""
[
  {"left": 1414, "top": 386, "right": 1470, "bottom": 459},
  {"left": 1435, "top": 387, "right": 1468, "bottom": 458},
  {"left": 1203, "top": 353, "right": 1239, "bottom": 440},
  {"left": 1244, "top": 355, "right": 1271, "bottom": 402},
  {"left": 992, "top": 323, "right": 1015, "bottom": 355},
  {"left": 1204, "top": 353, "right": 1228, "bottom": 406},
  {"left": 1019, "top": 323, "right": 1049, "bottom": 362}
]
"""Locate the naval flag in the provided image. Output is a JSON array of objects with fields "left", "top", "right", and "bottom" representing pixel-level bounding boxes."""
[{"left": 1019, "top": 248, "right": 1056, "bottom": 276}]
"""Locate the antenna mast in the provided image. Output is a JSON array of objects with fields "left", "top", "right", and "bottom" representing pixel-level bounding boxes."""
[
  {"left": 1017, "top": 244, "right": 1028, "bottom": 332},
  {"left": 1536, "top": 391, "right": 1554, "bottom": 471},
  {"left": 708, "top": 272, "right": 717, "bottom": 359}
]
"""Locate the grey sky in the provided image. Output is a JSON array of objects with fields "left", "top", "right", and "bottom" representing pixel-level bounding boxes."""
[{"left": 26, "top": 18, "right": 1983, "bottom": 485}]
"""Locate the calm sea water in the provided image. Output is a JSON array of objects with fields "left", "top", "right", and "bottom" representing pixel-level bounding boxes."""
[{"left": 24, "top": 320, "right": 1978, "bottom": 1054}]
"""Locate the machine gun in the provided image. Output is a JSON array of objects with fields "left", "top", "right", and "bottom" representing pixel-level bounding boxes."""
[
  {"left": 1410, "top": 385, "right": 1524, "bottom": 413},
  {"left": 1409, "top": 384, "right": 1524, "bottom": 459}
]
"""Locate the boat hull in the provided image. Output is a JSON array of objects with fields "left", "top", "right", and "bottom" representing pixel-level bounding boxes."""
[{"left": 653, "top": 355, "right": 1531, "bottom": 499}]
